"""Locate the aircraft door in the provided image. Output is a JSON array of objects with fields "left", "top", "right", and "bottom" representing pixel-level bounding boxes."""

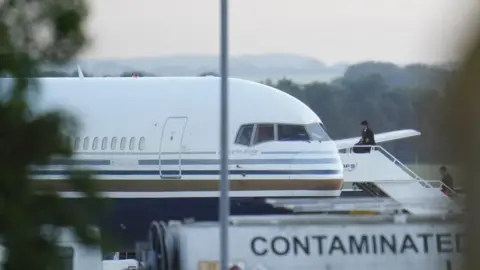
[{"left": 159, "top": 117, "right": 188, "bottom": 179}]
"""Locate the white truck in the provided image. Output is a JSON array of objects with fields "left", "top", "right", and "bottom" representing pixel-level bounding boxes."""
[{"left": 132, "top": 214, "right": 463, "bottom": 270}]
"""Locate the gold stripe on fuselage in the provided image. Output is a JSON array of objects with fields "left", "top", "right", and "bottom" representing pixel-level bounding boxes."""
[{"left": 33, "top": 179, "right": 344, "bottom": 192}]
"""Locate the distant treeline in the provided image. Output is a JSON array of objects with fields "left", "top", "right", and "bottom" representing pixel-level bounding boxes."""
[
  {"left": 265, "top": 66, "right": 453, "bottom": 164},
  {"left": 37, "top": 62, "right": 454, "bottom": 163}
]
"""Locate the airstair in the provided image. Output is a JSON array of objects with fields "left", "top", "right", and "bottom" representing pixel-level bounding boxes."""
[
  {"left": 265, "top": 145, "right": 462, "bottom": 216},
  {"left": 340, "top": 145, "right": 462, "bottom": 215}
]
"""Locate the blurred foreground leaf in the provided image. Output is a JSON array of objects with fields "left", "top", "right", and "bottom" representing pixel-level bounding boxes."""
[
  {"left": 0, "top": 0, "right": 109, "bottom": 270},
  {"left": 444, "top": 20, "right": 480, "bottom": 270}
]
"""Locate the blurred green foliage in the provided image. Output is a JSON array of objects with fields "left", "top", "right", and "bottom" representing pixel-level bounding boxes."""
[
  {"left": 444, "top": 30, "right": 480, "bottom": 270},
  {"left": 0, "top": 0, "right": 106, "bottom": 270}
]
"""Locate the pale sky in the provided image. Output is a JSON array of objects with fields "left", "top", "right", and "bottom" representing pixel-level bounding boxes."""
[{"left": 81, "top": 0, "right": 480, "bottom": 64}]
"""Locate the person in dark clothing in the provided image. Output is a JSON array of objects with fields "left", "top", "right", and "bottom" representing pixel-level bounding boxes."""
[
  {"left": 440, "top": 165, "right": 454, "bottom": 196},
  {"left": 353, "top": 120, "right": 376, "bottom": 153}
]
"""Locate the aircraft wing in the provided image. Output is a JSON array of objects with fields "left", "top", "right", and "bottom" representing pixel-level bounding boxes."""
[{"left": 334, "top": 129, "right": 421, "bottom": 150}]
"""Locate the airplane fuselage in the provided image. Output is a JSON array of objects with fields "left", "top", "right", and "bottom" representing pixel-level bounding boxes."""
[
  {"left": 30, "top": 76, "right": 343, "bottom": 193},
  {"left": 17, "top": 76, "right": 344, "bottom": 249}
]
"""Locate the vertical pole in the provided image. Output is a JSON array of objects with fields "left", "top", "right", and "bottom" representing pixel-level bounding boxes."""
[{"left": 219, "top": 0, "right": 229, "bottom": 269}]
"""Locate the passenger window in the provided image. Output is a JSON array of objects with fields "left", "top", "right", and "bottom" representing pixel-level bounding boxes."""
[
  {"left": 92, "top": 137, "right": 99, "bottom": 150},
  {"left": 120, "top": 137, "right": 126, "bottom": 150},
  {"left": 278, "top": 124, "right": 310, "bottom": 141},
  {"left": 253, "top": 124, "right": 274, "bottom": 144},
  {"left": 139, "top": 137, "right": 146, "bottom": 150},
  {"left": 74, "top": 137, "right": 80, "bottom": 150},
  {"left": 101, "top": 137, "right": 108, "bottom": 150},
  {"left": 129, "top": 137, "right": 136, "bottom": 150},
  {"left": 234, "top": 124, "right": 254, "bottom": 146},
  {"left": 83, "top": 137, "right": 90, "bottom": 150},
  {"left": 111, "top": 137, "right": 117, "bottom": 150}
]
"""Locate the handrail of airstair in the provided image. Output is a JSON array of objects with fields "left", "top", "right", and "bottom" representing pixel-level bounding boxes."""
[
  {"left": 368, "top": 179, "right": 460, "bottom": 197},
  {"left": 424, "top": 180, "right": 462, "bottom": 198},
  {"left": 345, "top": 145, "right": 434, "bottom": 188},
  {"left": 371, "top": 179, "right": 456, "bottom": 193},
  {"left": 344, "top": 144, "right": 461, "bottom": 197},
  {"left": 362, "top": 180, "right": 464, "bottom": 209}
]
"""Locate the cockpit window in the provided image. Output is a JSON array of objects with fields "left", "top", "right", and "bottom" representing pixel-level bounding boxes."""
[
  {"left": 306, "top": 122, "right": 331, "bottom": 141},
  {"left": 235, "top": 124, "right": 254, "bottom": 146},
  {"left": 278, "top": 124, "right": 310, "bottom": 141},
  {"left": 235, "top": 122, "right": 330, "bottom": 146},
  {"left": 253, "top": 124, "right": 274, "bottom": 145},
  {"left": 119, "top": 251, "right": 136, "bottom": 259}
]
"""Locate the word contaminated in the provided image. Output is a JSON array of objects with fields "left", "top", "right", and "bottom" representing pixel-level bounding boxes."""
[{"left": 250, "top": 232, "right": 464, "bottom": 256}]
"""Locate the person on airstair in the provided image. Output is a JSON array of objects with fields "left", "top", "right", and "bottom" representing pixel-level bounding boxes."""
[
  {"left": 353, "top": 120, "right": 376, "bottom": 153},
  {"left": 440, "top": 165, "right": 454, "bottom": 196}
]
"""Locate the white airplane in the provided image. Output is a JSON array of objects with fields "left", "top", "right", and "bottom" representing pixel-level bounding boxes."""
[{"left": 1, "top": 75, "right": 421, "bottom": 247}]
